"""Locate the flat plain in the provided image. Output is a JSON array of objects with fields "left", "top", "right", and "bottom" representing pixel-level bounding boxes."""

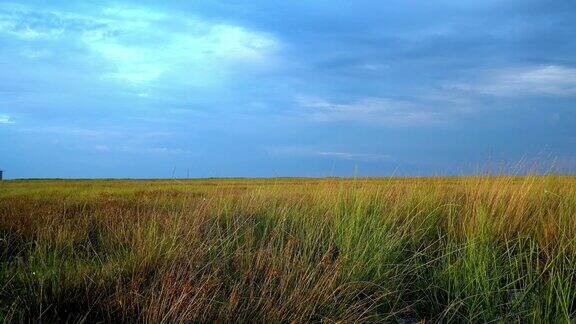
[{"left": 1, "top": 176, "right": 575, "bottom": 322}]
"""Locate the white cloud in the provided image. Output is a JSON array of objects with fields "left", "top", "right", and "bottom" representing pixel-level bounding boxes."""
[
  {"left": 86, "top": 23, "right": 279, "bottom": 85},
  {"left": 449, "top": 65, "right": 576, "bottom": 96},
  {"left": 20, "top": 49, "right": 51, "bottom": 59},
  {"left": 315, "top": 151, "right": 390, "bottom": 161},
  {"left": 0, "top": 114, "right": 14, "bottom": 124},
  {"left": 296, "top": 95, "right": 442, "bottom": 125},
  {"left": 0, "top": 3, "right": 281, "bottom": 87},
  {"left": 0, "top": 5, "right": 65, "bottom": 40},
  {"left": 17, "top": 126, "right": 116, "bottom": 137},
  {"left": 93, "top": 145, "right": 194, "bottom": 155},
  {"left": 0, "top": 23, "right": 63, "bottom": 40},
  {"left": 100, "top": 6, "right": 168, "bottom": 21},
  {"left": 267, "top": 146, "right": 391, "bottom": 162}
]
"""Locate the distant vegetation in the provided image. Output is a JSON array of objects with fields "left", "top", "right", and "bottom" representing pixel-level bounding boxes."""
[{"left": 1, "top": 176, "right": 576, "bottom": 322}]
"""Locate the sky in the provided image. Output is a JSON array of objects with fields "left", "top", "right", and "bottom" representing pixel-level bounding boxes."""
[{"left": 0, "top": 0, "right": 575, "bottom": 178}]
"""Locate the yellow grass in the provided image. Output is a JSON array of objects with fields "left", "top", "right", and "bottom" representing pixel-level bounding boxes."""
[{"left": 1, "top": 175, "right": 575, "bottom": 322}]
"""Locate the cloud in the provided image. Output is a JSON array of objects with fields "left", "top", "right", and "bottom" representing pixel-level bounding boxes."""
[
  {"left": 0, "top": 3, "right": 281, "bottom": 87},
  {"left": 267, "top": 146, "right": 391, "bottom": 162},
  {"left": 315, "top": 151, "right": 390, "bottom": 161},
  {"left": 85, "top": 22, "right": 279, "bottom": 85},
  {"left": 93, "top": 144, "right": 195, "bottom": 155},
  {"left": 0, "top": 114, "right": 14, "bottom": 124},
  {"left": 16, "top": 126, "right": 118, "bottom": 137},
  {"left": 0, "top": 4, "right": 88, "bottom": 40},
  {"left": 448, "top": 65, "right": 576, "bottom": 97},
  {"left": 296, "top": 95, "right": 443, "bottom": 125}
]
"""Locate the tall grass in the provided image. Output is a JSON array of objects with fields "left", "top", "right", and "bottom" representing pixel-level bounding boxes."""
[{"left": 0, "top": 176, "right": 575, "bottom": 322}]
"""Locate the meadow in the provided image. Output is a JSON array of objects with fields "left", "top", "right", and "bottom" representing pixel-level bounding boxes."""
[{"left": 1, "top": 176, "right": 575, "bottom": 322}]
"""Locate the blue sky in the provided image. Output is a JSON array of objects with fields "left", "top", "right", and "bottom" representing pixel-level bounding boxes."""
[{"left": 0, "top": 0, "right": 575, "bottom": 178}]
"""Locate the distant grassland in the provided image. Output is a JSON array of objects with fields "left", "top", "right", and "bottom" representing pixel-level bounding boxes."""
[{"left": 1, "top": 176, "right": 576, "bottom": 322}]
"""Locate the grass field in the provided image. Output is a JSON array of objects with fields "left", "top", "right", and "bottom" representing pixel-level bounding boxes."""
[{"left": 1, "top": 176, "right": 576, "bottom": 322}]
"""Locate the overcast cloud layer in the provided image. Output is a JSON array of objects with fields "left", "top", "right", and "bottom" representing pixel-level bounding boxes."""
[{"left": 0, "top": 0, "right": 575, "bottom": 178}]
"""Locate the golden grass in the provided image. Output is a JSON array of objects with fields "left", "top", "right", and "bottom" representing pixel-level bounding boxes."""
[{"left": 0, "top": 175, "right": 575, "bottom": 322}]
